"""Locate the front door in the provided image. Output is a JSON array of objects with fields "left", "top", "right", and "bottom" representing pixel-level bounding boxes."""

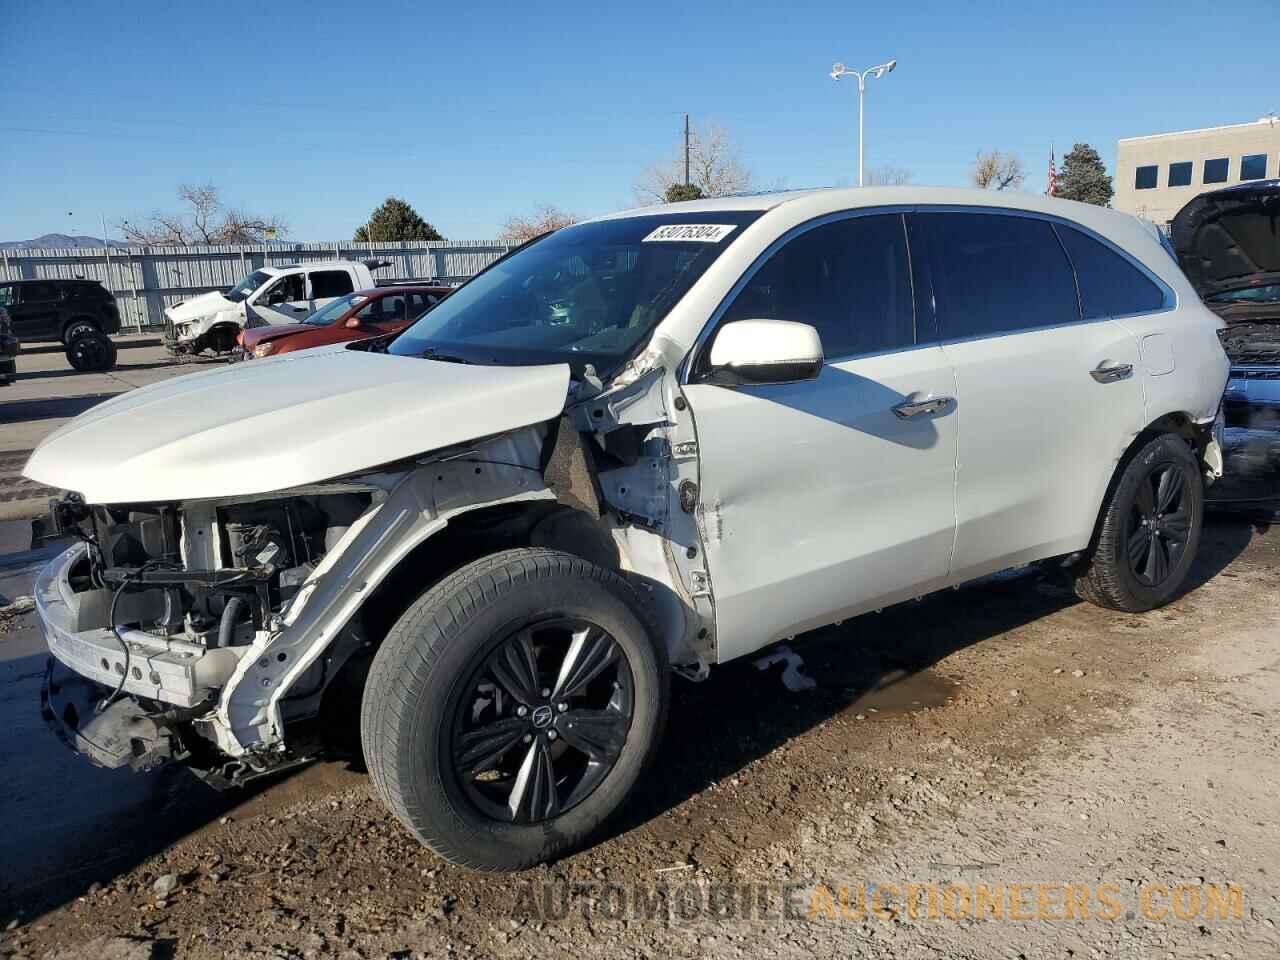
[
  {"left": 682, "top": 213, "right": 959, "bottom": 662},
  {"left": 250, "top": 273, "right": 309, "bottom": 326}
]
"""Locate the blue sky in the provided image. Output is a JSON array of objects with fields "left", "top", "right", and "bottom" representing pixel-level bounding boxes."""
[{"left": 1, "top": 0, "right": 1275, "bottom": 242}]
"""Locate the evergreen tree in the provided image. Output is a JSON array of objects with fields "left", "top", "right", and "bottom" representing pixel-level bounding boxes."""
[
  {"left": 1056, "top": 144, "right": 1114, "bottom": 206},
  {"left": 354, "top": 197, "right": 442, "bottom": 242}
]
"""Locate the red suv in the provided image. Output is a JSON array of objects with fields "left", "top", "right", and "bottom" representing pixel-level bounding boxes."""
[{"left": 238, "top": 285, "right": 451, "bottom": 359}]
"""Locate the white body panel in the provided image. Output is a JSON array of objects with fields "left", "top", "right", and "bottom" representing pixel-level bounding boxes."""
[
  {"left": 24, "top": 346, "right": 570, "bottom": 503},
  {"left": 684, "top": 346, "right": 959, "bottom": 660},
  {"left": 941, "top": 320, "right": 1146, "bottom": 582}
]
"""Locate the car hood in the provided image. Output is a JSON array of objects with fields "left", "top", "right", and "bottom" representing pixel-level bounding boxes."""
[
  {"left": 24, "top": 346, "right": 571, "bottom": 503},
  {"left": 1170, "top": 180, "right": 1280, "bottom": 297},
  {"left": 240, "top": 322, "right": 309, "bottom": 350},
  {"left": 165, "top": 290, "right": 239, "bottom": 322}
]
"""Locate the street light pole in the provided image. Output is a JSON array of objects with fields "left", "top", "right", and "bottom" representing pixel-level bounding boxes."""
[{"left": 830, "top": 59, "right": 897, "bottom": 186}]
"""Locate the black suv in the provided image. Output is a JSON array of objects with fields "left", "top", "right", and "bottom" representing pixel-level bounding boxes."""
[{"left": 0, "top": 279, "right": 121, "bottom": 344}]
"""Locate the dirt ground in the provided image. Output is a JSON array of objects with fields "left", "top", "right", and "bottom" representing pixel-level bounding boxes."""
[{"left": 2, "top": 508, "right": 1277, "bottom": 960}]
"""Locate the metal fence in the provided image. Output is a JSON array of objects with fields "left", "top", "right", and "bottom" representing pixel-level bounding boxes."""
[{"left": 0, "top": 240, "right": 517, "bottom": 331}]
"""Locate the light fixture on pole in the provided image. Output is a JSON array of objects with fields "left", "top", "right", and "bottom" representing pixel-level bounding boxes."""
[{"left": 830, "top": 58, "right": 897, "bottom": 186}]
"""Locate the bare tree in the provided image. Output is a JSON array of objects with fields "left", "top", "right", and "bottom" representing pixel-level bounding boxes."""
[
  {"left": 864, "top": 165, "right": 914, "bottom": 186},
  {"left": 971, "top": 150, "right": 1025, "bottom": 191},
  {"left": 635, "top": 120, "right": 753, "bottom": 203},
  {"left": 119, "top": 184, "right": 288, "bottom": 245},
  {"left": 498, "top": 204, "right": 578, "bottom": 244}
]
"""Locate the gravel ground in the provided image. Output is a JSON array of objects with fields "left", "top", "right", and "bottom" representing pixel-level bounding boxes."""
[{"left": 2, "top": 514, "right": 1277, "bottom": 960}]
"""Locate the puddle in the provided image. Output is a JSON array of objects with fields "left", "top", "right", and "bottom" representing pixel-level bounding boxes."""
[{"left": 840, "top": 667, "right": 956, "bottom": 716}]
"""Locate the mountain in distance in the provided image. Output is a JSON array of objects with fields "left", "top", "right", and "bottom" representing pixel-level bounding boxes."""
[{"left": 0, "top": 233, "right": 129, "bottom": 250}]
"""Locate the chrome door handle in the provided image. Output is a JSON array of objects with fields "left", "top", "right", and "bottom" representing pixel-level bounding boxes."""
[
  {"left": 1090, "top": 361, "right": 1133, "bottom": 384},
  {"left": 892, "top": 395, "right": 953, "bottom": 419}
]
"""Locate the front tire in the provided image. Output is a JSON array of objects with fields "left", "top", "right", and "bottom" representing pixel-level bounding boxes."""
[
  {"left": 361, "top": 548, "right": 668, "bottom": 871},
  {"left": 66, "top": 331, "right": 117, "bottom": 372},
  {"left": 1074, "top": 432, "right": 1203, "bottom": 612}
]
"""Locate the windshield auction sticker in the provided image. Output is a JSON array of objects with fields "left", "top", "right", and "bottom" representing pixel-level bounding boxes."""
[{"left": 642, "top": 224, "right": 737, "bottom": 243}]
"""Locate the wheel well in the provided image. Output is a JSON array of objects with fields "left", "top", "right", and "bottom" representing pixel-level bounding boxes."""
[
  {"left": 1077, "top": 413, "right": 1204, "bottom": 564},
  {"left": 61, "top": 315, "right": 99, "bottom": 337},
  {"left": 353, "top": 500, "right": 618, "bottom": 655},
  {"left": 317, "top": 500, "right": 619, "bottom": 753},
  {"left": 207, "top": 322, "right": 241, "bottom": 351}
]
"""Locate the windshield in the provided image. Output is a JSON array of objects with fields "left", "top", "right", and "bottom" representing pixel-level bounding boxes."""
[
  {"left": 1207, "top": 283, "right": 1280, "bottom": 305},
  {"left": 388, "top": 212, "right": 761, "bottom": 375},
  {"left": 226, "top": 269, "right": 275, "bottom": 303},
  {"left": 304, "top": 293, "right": 364, "bottom": 325}
]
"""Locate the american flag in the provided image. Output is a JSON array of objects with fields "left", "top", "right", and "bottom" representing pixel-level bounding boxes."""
[{"left": 1046, "top": 147, "right": 1057, "bottom": 197}]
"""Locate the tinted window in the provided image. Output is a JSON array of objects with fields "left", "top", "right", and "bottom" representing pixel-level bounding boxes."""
[
  {"left": 910, "top": 213, "right": 1078, "bottom": 338},
  {"left": 1135, "top": 165, "right": 1158, "bottom": 189},
  {"left": 719, "top": 214, "right": 914, "bottom": 359},
  {"left": 1240, "top": 154, "right": 1268, "bottom": 181},
  {"left": 407, "top": 293, "right": 440, "bottom": 318},
  {"left": 20, "top": 282, "right": 58, "bottom": 303},
  {"left": 311, "top": 270, "right": 355, "bottom": 298},
  {"left": 1168, "top": 161, "right": 1192, "bottom": 187},
  {"left": 1203, "top": 158, "right": 1229, "bottom": 184},
  {"left": 1056, "top": 225, "right": 1165, "bottom": 318},
  {"left": 359, "top": 293, "right": 409, "bottom": 323},
  {"left": 0, "top": 286, "right": 13, "bottom": 307}
]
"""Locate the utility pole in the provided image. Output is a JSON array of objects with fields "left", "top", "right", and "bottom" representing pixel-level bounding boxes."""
[{"left": 683, "top": 113, "right": 691, "bottom": 186}]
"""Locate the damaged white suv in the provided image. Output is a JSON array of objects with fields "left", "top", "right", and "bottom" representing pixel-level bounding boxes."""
[{"left": 27, "top": 188, "right": 1228, "bottom": 870}]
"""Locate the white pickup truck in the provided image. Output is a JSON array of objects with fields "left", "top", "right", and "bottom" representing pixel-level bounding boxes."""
[{"left": 163, "top": 259, "right": 393, "bottom": 355}]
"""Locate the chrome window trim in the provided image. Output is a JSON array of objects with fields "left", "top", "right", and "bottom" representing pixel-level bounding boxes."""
[{"left": 680, "top": 203, "right": 1176, "bottom": 385}]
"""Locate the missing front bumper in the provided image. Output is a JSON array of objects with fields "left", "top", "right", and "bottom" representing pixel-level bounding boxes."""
[
  {"left": 35, "top": 543, "right": 244, "bottom": 708},
  {"left": 40, "top": 658, "right": 184, "bottom": 771}
]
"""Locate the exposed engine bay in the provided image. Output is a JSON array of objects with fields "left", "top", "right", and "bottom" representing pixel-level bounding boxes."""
[{"left": 36, "top": 362, "right": 710, "bottom": 788}]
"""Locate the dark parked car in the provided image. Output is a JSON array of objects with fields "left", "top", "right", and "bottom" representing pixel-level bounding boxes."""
[
  {"left": 0, "top": 278, "right": 121, "bottom": 344},
  {"left": 1171, "top": 180, "right": 1280, "bottom": 426},
  {"left": 0, "top": 305, "right": 17, "bottom": 385}
]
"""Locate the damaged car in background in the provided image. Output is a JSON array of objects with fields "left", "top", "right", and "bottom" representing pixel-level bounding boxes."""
[
  {"left": 1171, "top": 179, "right": 1280, "bottom": 426},
  {"left": 27, "top": 187, "right": 1227, "bottom": 871}
]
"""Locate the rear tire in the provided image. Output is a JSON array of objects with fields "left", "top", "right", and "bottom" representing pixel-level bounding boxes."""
[
  {"left": 62, "top": 319, "right": 97, "bottom": 345},
  {"left": 361, "top": 548, "right": 667, "bottom": 871},
  {"left": 1073, "top": 432, "right": 1203, "bottom": 612}
]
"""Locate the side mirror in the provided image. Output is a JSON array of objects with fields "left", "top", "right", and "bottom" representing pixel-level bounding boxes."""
[
  {"left": 344, "top": 317, "right": 362, "bottom": 329},
  {"left": 706, "top": 319, "right": 823, "bottom": 385}
]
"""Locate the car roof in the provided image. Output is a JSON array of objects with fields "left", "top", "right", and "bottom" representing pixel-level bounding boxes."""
[
  {"left": 3, "top": 277, "right": 101, "bottom": 285},
  {"left": 593, "top": 185, "right": 1150, "bottom": 234}
]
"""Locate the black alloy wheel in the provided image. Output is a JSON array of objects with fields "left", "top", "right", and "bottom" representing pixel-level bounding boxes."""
[
  {"left": 1074, "top": 431, "right": 1203, "bottom": 612},
  {"left": 1126, "top": 462, "right": 1191, "bottom": 587},
  {"left": 451, "top": 618, "right": 634, "bottom": 823}
]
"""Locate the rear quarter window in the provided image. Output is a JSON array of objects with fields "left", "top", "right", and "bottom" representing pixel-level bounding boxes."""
[{"left": 1055, "top": 225, "right": 1166, "bottom": 318}]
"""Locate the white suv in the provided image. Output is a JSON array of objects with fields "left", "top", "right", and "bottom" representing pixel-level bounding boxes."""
[{"left": 26, "top": 187, "right": 1228, "bottom": 870}]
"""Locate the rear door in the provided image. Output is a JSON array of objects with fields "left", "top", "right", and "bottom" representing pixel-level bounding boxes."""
[
  {"left": 12, "top": 281, "right": 62, "bottom": 340},
  {"left": 907, "top": 210, "right": 1146, "bottom": 582},
  {"left": 308, "top": 269, "right": 355, "bottom": 313},
  {"left": 683, "top": 212, "right": 959, "bottom": 660}
]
